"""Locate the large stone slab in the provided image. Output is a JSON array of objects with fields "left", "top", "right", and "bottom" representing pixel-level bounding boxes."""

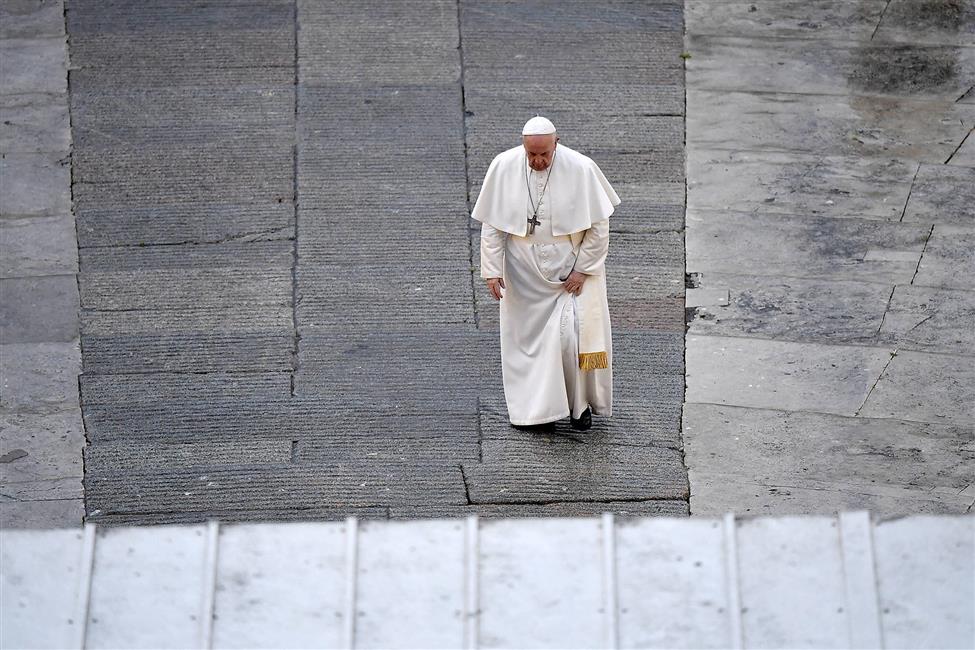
[
  {"left": 0, "top": 497, "right": 82, "bottom": 528},
  {"left": 81, "top": 332, "right": 294, "bottom": 374},
  {"left": 0, "top": 343, "right": 79, "bottom": 417},
  {"left": 688, "top": 88, "right": 975, "bottom": 163},
  {"left": 75, "top": 200, "right": 295, "bottom": 247},
  {"left": 464, "top": 438, "right": 688, "bottom": 504},
  {"left": 877, "top": 284, "right": 975, "bottom": 354},
  {"left": 0, "top": 0, "right": 65, "bottom": 39},
  {"left": 873, "top": 0, "right": 975, "bottom": 47},
  {"left": 298, "top": 0, "right": 459, "bottom": 85},
  {"left": 0, "top": 152, "right": 71, "bottom": 217},
  {"left": 685, "top": 0, "right": 887, "bottom": 40},
  {"left": 79, "top": 268, "right": 292, "bottom": 310},
  {"left": 0, "top": 275, "right": 79, "bottom": 343},
  {"left": 683, "top": 403, "right": 973, "bottom": 517},
  {"left": 0, "top": 37, "right": 66, "bottom": 94},
  {"left": 687, "top": 149, "right": 916, "bottom": 220},
  {"left": 687, "top": 273, "right": 892, "bottom": 345},
  {"left": 388, "top": 500, "right": 689, "bottom": 519},
  {"left": 685, "top": 335, "right": 894, "bottom": 415},
  {"left": 902, "top": 163, "right": 975, "bottom": 224},
  {"left": 686, "top": 35, "right": 975, "bottom": 99},
  {"left": 912, "top": 224, "right": 975, "bottom": 289},
  {"left": 687, "top": 209, "right": 931, "bottom": 284},
  {"left": 0, "top": 408, "right": 84, "bottom": 486},
  {"left": 859, "top": 350, "right": 974, "bottom": 425},
  {"left": 0, "top": 93, "right": 70, "bottom": 153},
  {"left": 0, "top": 215, "right": 78, "bottom": 277},
  {"left": 85, "top": 461, "right": 470, "bottom": 514},
  {"left": 461, "top": 0, "right": 684, "bottom": 35}
]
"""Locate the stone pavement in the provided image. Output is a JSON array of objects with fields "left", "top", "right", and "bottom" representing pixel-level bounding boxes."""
[
  {"left": 26, "top": 0, "right": 688, "bottom": 525},
  {"left": 683, "top": 0, "right": 974, "bottom": 515},
  {"left": 0, "top": 0, "right": 84, "bottom": 527}
]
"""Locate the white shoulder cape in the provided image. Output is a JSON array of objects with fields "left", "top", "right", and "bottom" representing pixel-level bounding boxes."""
[{"left": 471, "top": 143, "right": 620, "bottom": 236}]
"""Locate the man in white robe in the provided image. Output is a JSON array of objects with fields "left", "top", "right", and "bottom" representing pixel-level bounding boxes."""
[{"left": 472, "top": 116, "right": 620, "bottom": 430}]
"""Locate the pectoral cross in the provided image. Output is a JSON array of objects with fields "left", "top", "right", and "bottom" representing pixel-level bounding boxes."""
[{"left": 528, "top": 213, "right": 541, "bottom": 235}]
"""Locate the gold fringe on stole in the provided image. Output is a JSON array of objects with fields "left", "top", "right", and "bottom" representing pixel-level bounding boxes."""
[{"left": 578, "top": 351, "right": 609, "bottom": 371}]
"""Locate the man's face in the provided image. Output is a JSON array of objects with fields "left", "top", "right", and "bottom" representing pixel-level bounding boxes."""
[{"left": 523, "top": 134, "right": 558, "bottom": 171}]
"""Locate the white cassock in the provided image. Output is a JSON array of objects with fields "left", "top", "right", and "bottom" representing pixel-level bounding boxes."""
[{"left": 472, "top": 143, "right": 620, "bottom": 425}]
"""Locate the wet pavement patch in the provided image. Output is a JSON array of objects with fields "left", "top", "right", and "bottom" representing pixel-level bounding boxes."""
[{"left": 848, "top": 45, "right": 958, "bottom": 94}]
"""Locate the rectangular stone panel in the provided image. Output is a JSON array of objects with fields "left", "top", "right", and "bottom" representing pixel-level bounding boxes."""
[
  {"left": 873, "top": 0, "right": 975, "bottom": 47},
  {"left": 0, "top": 93, "right": 71, "bottom": 154},
  {"left": 389, "top": 500, "right": 689, "bottom": 519},
  {"left": 0, "top": 0, "right": 66, "bottom": 38},
  {"left": 912, "top": 224, "right": 974, "bottom": 289},
  {"left": 858, "top": 350, "right": 974, "bottom": 425},
  {"left": 80, "top": 332, "right": 294, "bottom": 374},
  {"left": 687, "top": 209, "right": 931, "bottom": 284},
  {"left": 461, "top": 0, "right": 684, "bottom": 35},
  {"left": 0, "top": 215, "right": 78, "bottom": 277},
  {"left": 464, "top": 438, "right": 688, "bottom": 503},
  {"left": 686, "top": 273, "right": 893, "bottom": 345},
  {"left": 296, "top": 264, "right": 475, "bottom": 328},
  {"left": 85, "top": 461, "right": 469, "bottom": 514},
  {"left": 298, "top": 0, "right": 459, "bottom": 86},
  {"left": 902, "top": 163, "right": 975, "bottom": 225},
  {"left": 683, "top": 403, "right": 973, "bottom": 516},
  {"left": 687, "top": 149, "right": 916, "bottom": 220},
  {"left": 461, "top": 80, "right": 684, "bottom": 117},
  {"left": 85, "top": 439, "right": 292, "bottom": 473},
  {"left": 685, "top": 0, "right": 887, "bottom": 40},
  {"left": 0, "top": 36, "right": 66, "bottom": 95},
  {"left": 0, "top": 341, "right": 80, "bottom": 412},
  {"left": 0, "top": 152, "right": 72, "bottom": 217},
  {"left": 686, "top": 35, "right": 975, "bottom": 100},
  {"left": 79, "top": 371, "right": 292, "bottom": 406},
  {"left": 685, "top": 335, "right": 893, "bottom": 415},
  {"left": 478, "top": 397, "right": 681, "bottom": 451},
  {"left": 0, "top": 275, "right": 79, "bottom": 343},
  {"left": 295, "top": 330, "right": 484, "bottom": 411},
  {"left": 70, "top": 79, "right": 294, "bottom": 128},
  {"left": 79, "top": 239, "right": 293, "bottom": 271},
  {"left": 688, "top": 88, "right": 975, "bottom": 163},
  {"left": 79, "top": 268, "right": 292, "bottom": 310},
  {"left": 877, "top": 284, "right": 974, "bottom": 354},
  {"left": 75, "top": 201, "right": 294, "bottom": 247}
]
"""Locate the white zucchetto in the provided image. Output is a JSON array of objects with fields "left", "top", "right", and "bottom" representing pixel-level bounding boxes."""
[{"left": 521, "top": 116, "right": 556, "bottom": 135}]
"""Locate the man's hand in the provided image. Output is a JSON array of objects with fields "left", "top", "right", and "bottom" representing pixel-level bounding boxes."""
[
  {"left": 562, "top": 270, "right": 587, "bottom": 295},
  {"left": 487, "top": 277, "right": 505, "bottom": 300}
]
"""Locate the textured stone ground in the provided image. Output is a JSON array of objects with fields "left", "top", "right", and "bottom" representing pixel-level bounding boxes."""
[
  {"left": 0, "top": 0, "right": 84, "bottom": 527},
  {"left": 683, "top": 0, "right": 974, "bottom": 516},
  {"left": 63, "top": 0, "right": 689, "bottom": 524}
]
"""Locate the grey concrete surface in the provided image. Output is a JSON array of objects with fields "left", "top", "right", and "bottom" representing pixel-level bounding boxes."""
[
  {"left": 61, "top": 0, "right": 688, "bottom": 524},
  {"left": 684, "top": 0, "right": 975, "bottom": 516},
  {"left": 0, "top": 0, "right": 84, "bottom": 528}
]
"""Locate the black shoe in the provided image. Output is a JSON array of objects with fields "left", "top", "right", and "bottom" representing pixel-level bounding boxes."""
[{"left": 570, "top": 407, "right": 592, "bottom": 430}]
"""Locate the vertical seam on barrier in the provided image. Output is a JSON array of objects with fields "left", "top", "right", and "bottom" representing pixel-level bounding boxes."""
[
  {"left": 199, "top": 520, "right": 220, "bottom": 649},
  {"left": 602, "top": 513, "right": 619, "bottom": 650},
  {"left": 839, "top": 512, "right": 885, "bottom": 649},
  {"left": 723, "top": 513, "right": 744, "bottom": 650},
  {"left": 73, "top": 523, "right": 97, "bottom": 649},
  {"left": 464, "top": 515, "right": 479, "bottom": 649},
  {"left": 343, "top": 517, "right": 359, "bottom": 650}
]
